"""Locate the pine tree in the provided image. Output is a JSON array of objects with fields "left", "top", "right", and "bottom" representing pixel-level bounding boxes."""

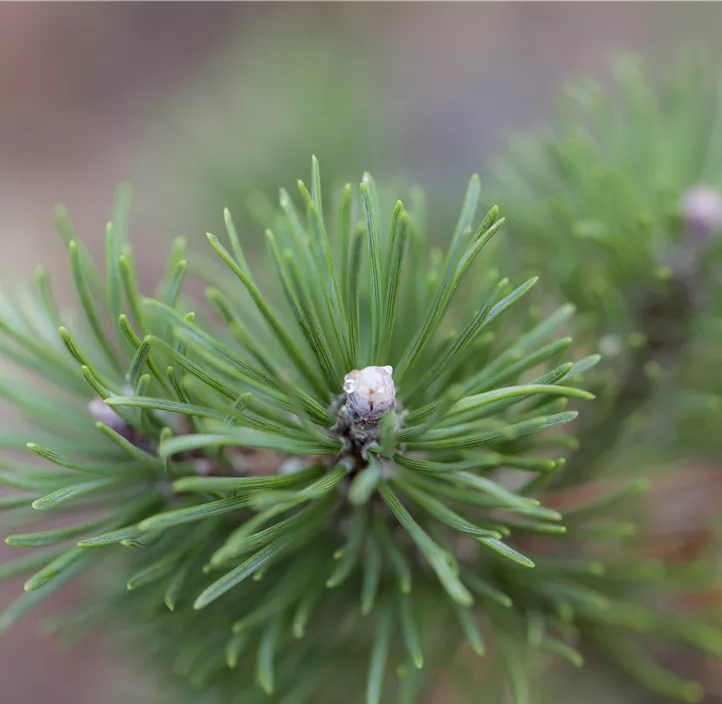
[{"left": 1, "top": 57, "right": 721, "bottom": 704}]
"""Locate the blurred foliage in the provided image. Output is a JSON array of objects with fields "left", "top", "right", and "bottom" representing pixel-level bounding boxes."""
[
  {"left": 492, "top": 54, "right": 722, "bottom": 702},
  {"left": 495, "top": 55, "right": 722, "bottom": 480},
  {"left": 144, "top": 10, "right": 399, "bottom": 251}
]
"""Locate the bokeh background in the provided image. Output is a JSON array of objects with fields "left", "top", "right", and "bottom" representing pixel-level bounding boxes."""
[{"left": 2, "top": 3, "right": 722, "bottom": 702}]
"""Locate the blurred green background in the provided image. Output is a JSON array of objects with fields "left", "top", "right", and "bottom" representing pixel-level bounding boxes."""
[{"left": 2, "top": 3, "right": 722, "bottom": 702}]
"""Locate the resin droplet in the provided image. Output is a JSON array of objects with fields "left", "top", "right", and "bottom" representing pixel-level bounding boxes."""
[{"left": 343, "top": 365, "right": 395, "bottom": 421}]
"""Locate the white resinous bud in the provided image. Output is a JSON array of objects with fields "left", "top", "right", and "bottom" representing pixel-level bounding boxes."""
[
  {"left": 343, "top": 365, "right": 396, "bottom": 422},
  {"left": 681, "top": 186, "right": 722, "bottom": 246},
  {"left": 88, "top": 396, "right": 126, "bottom": 432}
]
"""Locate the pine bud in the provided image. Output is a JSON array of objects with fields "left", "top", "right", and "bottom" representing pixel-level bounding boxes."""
[
  {"left": 681, "top": 185, "right": 722, "bottom": 246},
  {"left": 88, "top": 396, "right": 127, "bottom": 433},
  {"left": 343, "top": 365, "right": 396, "bottom": 422}
]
